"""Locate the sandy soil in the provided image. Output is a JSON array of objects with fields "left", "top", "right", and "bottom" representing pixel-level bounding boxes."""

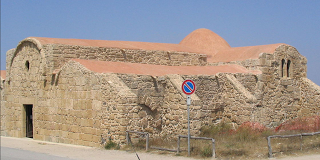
[{"left": 1, "top": 136, "right": 320, "bottom": 160}]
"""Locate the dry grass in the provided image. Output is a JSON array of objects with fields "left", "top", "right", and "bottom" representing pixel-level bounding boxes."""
[
  {"left": 199, "top": 122, "right": 320, "bottom": 159},
  {"left": 270, "top": 133, "right": 320, "bottom": 158},
  {"left": 125, "top": 119, "right": 320, "bottom": 159},
  {"left": 199, "top": 123, "right": 270, "bottom": 159}
]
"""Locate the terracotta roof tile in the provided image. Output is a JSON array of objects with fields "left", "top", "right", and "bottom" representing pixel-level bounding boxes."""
[
  {"left": 26, "top": 28, "right": 287, "bottom": 63},
  {"left": 209, "top": 43, "right": 287, "bottom": 63},
  {"left": 31, "top": 37, "right": 202, "bottom": 54},
  {"left": 179, "top": 28, "right": 231, "bottom": 56},
  {"left": 0, "top": 70, "right": 6, "bottom": 80}
]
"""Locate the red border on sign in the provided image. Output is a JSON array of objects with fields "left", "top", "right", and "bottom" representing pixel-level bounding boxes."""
[{"left": 182, "top": 80, "right": 196, "bottom": 95}]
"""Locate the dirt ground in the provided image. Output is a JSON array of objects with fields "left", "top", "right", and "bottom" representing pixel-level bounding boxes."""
[{"left": 1, "top": 136, "right": 320, "bottom": 160}]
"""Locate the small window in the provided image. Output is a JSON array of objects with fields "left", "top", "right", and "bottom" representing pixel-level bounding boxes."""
[
  {"left": 281, "top": 59, "right": 285, "bottom": 77},
  {"left": 25, "top": 61, "right": 30, "bottom": 71},
  {"left": 287, "top": 60, "right": 291, "bottom": 77}
]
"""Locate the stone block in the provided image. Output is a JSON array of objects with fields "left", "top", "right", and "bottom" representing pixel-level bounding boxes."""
[
  {"left": 92, "top": 135, "right": 100, "bottom": 143},
  {"left": 70, "top": 125, "right": 80, "bottom": 133},
  {"left": 92, "top": 100, "right": 102, "bottom": 111},
  {"left": 300, "top": 108, "right": 310, "bottom": 115},
  {"left": 119, "top": 118, "right": 128, "bottom": 126},
  {"left": 61, "top": 131, "right": 69, "bottom": 138},
  {"left": 132, "top": 113, "right": 139, "bottom": 118},
  {"left": 138, "top": 111, "right": 147, "bottom": 118},
  {"left": 286, "top": 85, "right": 294, "bottom": 92},
  {"left": 87, "top": 119, "right": 94, "bottom": 126},
  {"left": 71, "top": 133, "right": 80, "bottom": 140},
  {"left": 34, "top": 134, "right": 44, "bottom": 141},
  {"left": 118, "top": 126, "right": 127, "bottom": 132},
  {"left": 44, "top": 135, "right": 54, "bottom": 142},
  {"left": 76, "top": 140, "right": 84, "bottom": 146}
]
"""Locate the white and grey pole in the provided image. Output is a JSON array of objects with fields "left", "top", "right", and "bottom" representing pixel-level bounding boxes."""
[
  {"left": 181, "top": 79, "right": 195, "bottom": 157},
  {"left": 187, "top": 95, "right": 191, "bottom": 157}
]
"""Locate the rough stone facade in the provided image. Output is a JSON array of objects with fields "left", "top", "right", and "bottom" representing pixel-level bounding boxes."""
[
  {"left": 0, "top": 70, "right": 6, "bottom": 136},
  {"left": 1, "top": 28, "right": 319, "bottom": 147}
]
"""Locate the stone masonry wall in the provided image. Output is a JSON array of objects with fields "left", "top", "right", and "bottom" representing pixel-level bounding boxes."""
[
  {"left": 33, "top": 61, "right": 104, "bottom": 147},
  {"left": 99, "top": 70, "right": 319, "bottom": 140},
  {"left": 119, "top": 74, "right": 164, "bottom": 136},
  {"left": 41, "top": 44, "right": 207, "bottom": 73},
  {"left": 2, "top": 41, "right": 320, "bottom": 148},
  {"left": 118, "top": 73, "right": 262, "bottom": 138},
  {"left": 208, "top": 59, "right": 260, "bottom": 71},
  {"left": 234, "top": 73, "right": 258, "bottom": 94},
  {"left": 211, "top": 74, "right": 256, "bottom": 125},
  {"left": 299, "top": 78, "right": 320, "bottom": 116},
  {"left": 98, "top": 73, "right": 138, "bottom": 144},
  {"left": 3, "top": 42, "right": 42, "bottom": 137},
  {"left": 5, "top": 49, "right": 15, "bottom": 76},
  {"left": 250, "top": 45, "right": 310, "bottom": 127},
  {"left": 0, "top": 76, "right": 5, "bottom": 135}
]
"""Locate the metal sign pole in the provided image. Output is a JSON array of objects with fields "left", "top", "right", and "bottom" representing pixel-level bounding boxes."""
[
  {"left": 187, "top": 95, "right": 191, "bottom": 157},
  {"left": 182, "top": 80, "right": 195, "bottom": 157}
]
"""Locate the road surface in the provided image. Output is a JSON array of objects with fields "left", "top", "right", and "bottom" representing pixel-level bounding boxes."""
[
  {"left": 1, "top": 147, "right": 76, "bottom": 160},
  {"left": 1, "top": 136, "right": 320, "bottom": 160},
  {"left": 1, "top": 136, "right": 193, "bottom": 160}
]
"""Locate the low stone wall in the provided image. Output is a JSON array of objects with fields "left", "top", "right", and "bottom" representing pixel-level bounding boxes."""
[
  {"left": 208, "top": 59, "right": 260, "bottom": 70},
  {"left": 41, "top": 44, "right": 207, "bottom": 72}
]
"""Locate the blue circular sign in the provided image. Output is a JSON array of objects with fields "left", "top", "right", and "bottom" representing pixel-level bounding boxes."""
[{"left": 182, "top": 80, "right": 196, "bottom": 95}]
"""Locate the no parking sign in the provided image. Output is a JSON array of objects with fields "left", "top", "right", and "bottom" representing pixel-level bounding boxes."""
[
  {"left": 182, "top": 80, "right": 196, "bottom": 95},
  {"left": 181, "top": 79, "right": 196, "bottom": 156}
]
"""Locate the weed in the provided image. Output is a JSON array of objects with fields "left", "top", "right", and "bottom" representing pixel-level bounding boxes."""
[
  {"left": 201, "top": 146, "right": 212, "bottom": 157},
  {"left": 199, "top": 122, "right": 274, "bottom": 159},
  {"left": 135, "top": 139, "right": 146, "bottom": 149},
  {"left": 149, "top": 136, "right": 176, "bottom": 150},
  {"left": 234, "top": 126, "right": 260, "bottom": 142},
  {"left": 200, "top": 122, "right": 232, "bottom": 137},
  {"left": 104, "top": 140, "right": 119, "bottom": 150},
  {"left": 124, "top": 119, "right": 320, "bottom": 159}
]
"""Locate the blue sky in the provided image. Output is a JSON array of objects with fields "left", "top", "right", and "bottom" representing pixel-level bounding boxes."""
[{"left": 1, "top": 0, "right": 319, "bottom": 85}]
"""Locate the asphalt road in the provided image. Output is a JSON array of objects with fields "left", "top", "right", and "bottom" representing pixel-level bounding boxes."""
[
  {"left": 1, "top": 136, "right": 320, "bottom": 160},
  {"left": 1, "top": 147, "right": 76, "bottom": 160},
  {"left": 0, "top": 136, "right": 193, "bottom": 160}
]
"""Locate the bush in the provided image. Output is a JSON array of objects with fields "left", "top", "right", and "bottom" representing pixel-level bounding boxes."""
[
  {"left": 235, "top": 125, "right": 261, "bottom": 142},
  {"left": 104, "top": 140, "right": 119, "bottom": 150},
  {"left": 201, "top": 146, "right": 213, "bottom": 157},
  {"left": 200, "top": 122, "right": 272, "bottom": 158},
  {"left": 275, "top": 116, "right": 320, "bottom": 133},
  {"left": 200, "top": 122, "right": 233, "bottom": 137}
]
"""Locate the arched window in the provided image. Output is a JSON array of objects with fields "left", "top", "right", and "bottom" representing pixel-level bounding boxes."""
[
  {"left": 287, "top": 60, "right": 291, "bottom": 77},
  {"left": 25, "top": 61, "right": 30, "bottom": 71},
  {"left": 281, "top": 59, "right": 285, "bottom": 77}
]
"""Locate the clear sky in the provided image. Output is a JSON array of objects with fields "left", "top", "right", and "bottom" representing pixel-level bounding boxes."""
[{"left": 1, "top": 0, "right": 319, "bottom": 85}]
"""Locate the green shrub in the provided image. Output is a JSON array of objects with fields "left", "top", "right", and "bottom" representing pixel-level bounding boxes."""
[
  {"left": 235, "top": 126, "right": 259, "bottom": 142},
  {"left": 200, "top": 122, "right": 232, "bottom": 137},
  {"left": 104, "top": 140, "right": 119, "bottom": 150},
  {"left": 201, "top": 146, "right": 213, "bottom": 157},
  {"left": 135, "top": 139, "right": 146, "bottom": 149}
]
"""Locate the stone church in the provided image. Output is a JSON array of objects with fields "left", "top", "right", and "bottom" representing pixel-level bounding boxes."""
[{"left": 1, "top": 28, "right": 319, "bottom": 147}]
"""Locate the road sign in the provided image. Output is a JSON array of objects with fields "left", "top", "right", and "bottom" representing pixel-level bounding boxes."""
[
  {"left": 181, "top": 79, "right": 196, "bottom": 157},
  {"left": 182, "top": 80, "right": 196, "bottom": 95}
]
